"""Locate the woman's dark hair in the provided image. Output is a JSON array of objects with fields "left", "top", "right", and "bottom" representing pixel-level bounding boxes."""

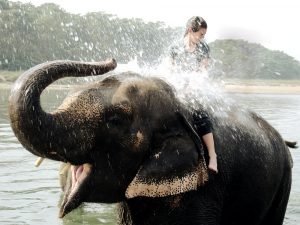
[{"left": 184, "top": 16, "right": 207, "bottom": 37}]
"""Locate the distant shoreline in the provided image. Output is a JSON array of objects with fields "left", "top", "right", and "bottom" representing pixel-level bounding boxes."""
[
  {"left": 2, "top": 81, "right": 300, "bottom": 94},
  {"left": 2, "top": 82, "right": 300, "bottom": 95},
  {"left": 223, "top": 84, "right": 300, "bottom": 94},
  {"left": 0, "top": 83, "right": 73, "bottom": 90}
]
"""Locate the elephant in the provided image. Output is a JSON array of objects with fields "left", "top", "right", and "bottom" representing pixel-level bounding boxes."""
[{"left": 9, "top": 59, "right": 295, "bottom": 225}]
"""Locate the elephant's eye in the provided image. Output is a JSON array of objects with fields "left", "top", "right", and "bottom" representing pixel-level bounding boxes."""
[
  {"left": 108, "top": 114, "right": 122, "bottom": 126},
  {"left": 105, "top": 103, "right": 133, "bottom": 127}
]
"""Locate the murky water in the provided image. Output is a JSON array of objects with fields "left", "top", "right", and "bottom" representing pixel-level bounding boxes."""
[{"left": 0, "top": 86, "right": 299, "bottom": 224}]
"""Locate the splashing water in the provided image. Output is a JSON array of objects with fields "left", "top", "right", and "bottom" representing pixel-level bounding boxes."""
[{"left": 114, "top": 56, "right": 235, "bottom": 116}]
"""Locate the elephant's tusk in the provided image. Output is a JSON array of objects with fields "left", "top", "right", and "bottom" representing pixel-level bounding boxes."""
[
  {"left": 35, "top": 157, "right": 44, "bottom": 167},
  {"left": 59, "top": 163, "right": 71, "bottom": 175}
]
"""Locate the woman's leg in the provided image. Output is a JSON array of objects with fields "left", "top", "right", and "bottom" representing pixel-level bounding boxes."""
[{"left": 202, "top": 132, "right": 218, "bottom": 173}]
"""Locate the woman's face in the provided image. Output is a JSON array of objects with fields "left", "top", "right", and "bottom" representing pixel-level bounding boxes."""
[{"left": 189, "top": 27, "right": 207, "bottom": 43}]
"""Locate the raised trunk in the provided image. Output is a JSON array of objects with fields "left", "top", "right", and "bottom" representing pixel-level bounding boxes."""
[{"left": 9, "top": 59, "right": 116, "bottom": 162}]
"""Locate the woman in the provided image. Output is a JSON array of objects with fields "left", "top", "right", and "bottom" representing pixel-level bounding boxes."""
[
  {"left": 170, "top": 16, "right": 212, "bottom": 72},
  {"left": 170, "top": 16, "right": 218, "bottom": 173}
]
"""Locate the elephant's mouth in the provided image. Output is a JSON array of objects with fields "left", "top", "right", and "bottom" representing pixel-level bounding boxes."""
[
  {"left": 59, "top": 163, "right": 92, "bottom": 218},
  {"left": 71, "top": 164, "right": 89, "bottom": 190}
]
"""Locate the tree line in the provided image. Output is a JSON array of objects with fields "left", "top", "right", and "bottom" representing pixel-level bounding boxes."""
[
  {"left": 1, "top": 0, "right": 299, "bottom": 79},
  {"left": 210, "top": 40, "right": 300, "bottom": 79},
  {"left": 0, "top": 0, "right": 180, "bottom": 70}
]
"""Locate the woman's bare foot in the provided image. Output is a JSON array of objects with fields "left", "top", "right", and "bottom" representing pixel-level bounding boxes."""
[{"left": 208, "top": 155, "right": 218, "bottom": 173}]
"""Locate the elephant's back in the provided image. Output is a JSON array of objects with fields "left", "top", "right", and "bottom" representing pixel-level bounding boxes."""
[{"left": 211, "top": 108, "right": 291, "bottom": 184}]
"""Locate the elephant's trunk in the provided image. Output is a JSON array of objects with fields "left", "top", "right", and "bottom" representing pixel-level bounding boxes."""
[{"left": 9, "top": 59, "right": 117, "bottom": 161}]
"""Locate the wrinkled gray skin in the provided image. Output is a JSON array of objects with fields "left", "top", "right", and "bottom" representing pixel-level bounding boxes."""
[{"left": 9, "top": 59, "right": 294, "bottom": 225}]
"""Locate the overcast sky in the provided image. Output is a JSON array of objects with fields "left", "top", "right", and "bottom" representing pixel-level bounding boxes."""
[{"left": 10, "top": 0, "right": 300, "bottom": 61}]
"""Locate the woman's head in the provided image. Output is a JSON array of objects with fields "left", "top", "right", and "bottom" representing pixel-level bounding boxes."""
[{"left": 184, "top": 16, "right": 207, "bottom": 43}]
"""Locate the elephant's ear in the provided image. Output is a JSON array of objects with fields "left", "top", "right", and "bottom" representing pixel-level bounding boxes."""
[{"left": 126, "top": 112, "right": 208, "bottom": 198}]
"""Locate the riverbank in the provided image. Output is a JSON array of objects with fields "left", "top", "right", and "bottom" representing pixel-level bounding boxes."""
[
  {"left": 0, "top": 83, "right": 72, "bottom": 90},
  {"left": 2, "top": 82, "right": 300, "bottom": 94},
  {"left": 223, "top": 84, "right": 300, "bottom": 94},
  {"left": 220, "top": 79, "right": 300, "bottom": 94}
]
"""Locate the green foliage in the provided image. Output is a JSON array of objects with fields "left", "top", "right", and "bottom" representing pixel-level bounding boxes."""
[
  {"left": 210, "top": 39, "right": 300, "bottom": 79},
  {"left": 0, "top": 0, "right": 299, "bottom": 80},
  {"left": 0, "top": 0, "right": 10, "bottom": 10},
  {"left": 0, "top": 0, "right": 179, "bottom": 70}
]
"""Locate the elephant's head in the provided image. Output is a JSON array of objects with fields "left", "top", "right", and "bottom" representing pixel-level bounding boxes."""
[{"left": 9, "top": 59, "right": 208, "bottom": 217}]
